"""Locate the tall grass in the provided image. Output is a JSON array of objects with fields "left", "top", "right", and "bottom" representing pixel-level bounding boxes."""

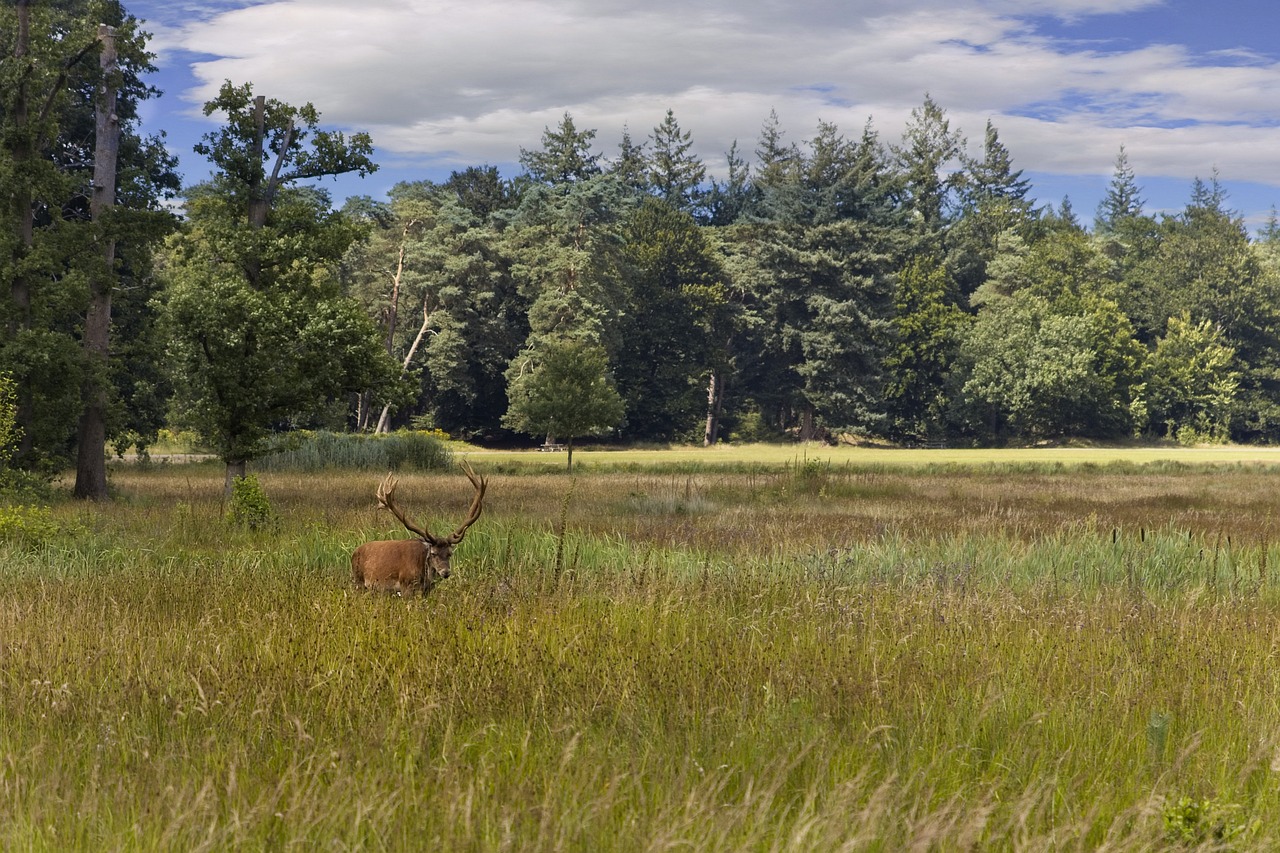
[
  {"left": 254, "top": 429, "right": 453, "bottom": 472},
  {"left": 5, "top": 461, "right": 1280, "bottom": 849}
]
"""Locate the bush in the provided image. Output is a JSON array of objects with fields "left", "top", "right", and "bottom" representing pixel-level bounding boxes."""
[
  {"left": 0, "top": 505, "right": 60, "bottom": 548},
  {"left": 255, "top": 430, "right": 452, "bottom": 472},
  {"left": 226, "top": 474, "right": 273, "bottom": 530},
  {"left": 1162, "top": 796, "right": 1257, "bottom": 847}
]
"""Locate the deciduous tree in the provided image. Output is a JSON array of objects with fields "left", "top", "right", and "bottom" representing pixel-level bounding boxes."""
[
  {"left": 503, "top": 338, "right": 624, "bottom": 471},
  {"left": 163, "top": 82, "right": 391, "bottom": 490}
]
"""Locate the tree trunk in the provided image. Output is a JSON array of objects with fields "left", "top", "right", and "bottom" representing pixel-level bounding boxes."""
[
  {"left": 375, "top": 300, "right": 433, "bottom": 433},
  {"left": 356, "top": 391, "right": 376, "bottom": 431},
  {"left": 224, "top": 459, "right": 247, "bottom": 495},
  {"left": 74, "top": 25, "right": 119, "bottom": 501},
  {"left": 799, "top": 406, "right": 817, "bottom": 442},
  {"left": 565, "top": 436, "right": 574, "bottom": 472},
  {"left": 703, "top": 368, "right": 724, "bottom": 446},
  {"left": 9, "top": 1, "right": 35, "bottom": 462}
]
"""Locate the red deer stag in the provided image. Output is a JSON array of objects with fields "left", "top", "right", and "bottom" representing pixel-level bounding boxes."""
[{"left": 351, "top": 461, "right": 486, "bottom": 594}]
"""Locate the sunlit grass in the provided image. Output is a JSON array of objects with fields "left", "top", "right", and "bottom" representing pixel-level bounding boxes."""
[
  {"left": 464, "top": 440, "right": 1280, "bottom": 473},
  {"left": 5, "top": 458, "right": 1280, "bottom": 848}
]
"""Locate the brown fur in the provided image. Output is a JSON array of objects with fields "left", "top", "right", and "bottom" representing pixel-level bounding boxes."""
[{"left": 351, "top": 538, "right": 454, "bottom": 595}]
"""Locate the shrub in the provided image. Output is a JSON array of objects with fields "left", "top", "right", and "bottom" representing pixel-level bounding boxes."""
[
  {"left": 226, "top": 474, "right": 273, "bottom": 530},
  {"left": 1162, "top": 796, "right": 1257, "bottom": 847},
  {"left": 0, "top": 505, "right": 60, "bottom": 548}
]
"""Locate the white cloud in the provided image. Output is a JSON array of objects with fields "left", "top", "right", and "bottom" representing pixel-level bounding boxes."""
[{"left": 157, "top": 0, "right": 1280, "bottom": 189}]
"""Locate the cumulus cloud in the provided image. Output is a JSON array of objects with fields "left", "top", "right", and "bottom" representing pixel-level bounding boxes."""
[{"left": 151, "top": 0, "right": 1280, "bottom": 188}]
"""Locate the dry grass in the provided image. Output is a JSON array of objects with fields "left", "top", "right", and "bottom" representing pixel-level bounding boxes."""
[{"left": 4, "top": 455, "right": 1280, "bottom": 849}]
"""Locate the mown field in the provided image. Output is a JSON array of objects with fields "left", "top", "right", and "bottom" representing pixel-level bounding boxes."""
[{"left": 6, "top": 447, "right": 1280, "bottom": 850}]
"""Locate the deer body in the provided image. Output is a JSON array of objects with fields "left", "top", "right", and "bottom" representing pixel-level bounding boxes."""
[
  {"left": 351, "top": 538, "right": 451, "bottom": 593},
  {"left": 352, "top": 462, "right": 485, "bottom": 596}
]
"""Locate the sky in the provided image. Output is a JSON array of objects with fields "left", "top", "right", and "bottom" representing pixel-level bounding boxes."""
[{"left": 125, "top": 0, "right": 1280, "bottom": 228}]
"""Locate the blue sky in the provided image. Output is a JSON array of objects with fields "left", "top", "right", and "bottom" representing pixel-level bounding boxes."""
[{"left": 126, "top": 0, "right": 1280, "bottom": 228}]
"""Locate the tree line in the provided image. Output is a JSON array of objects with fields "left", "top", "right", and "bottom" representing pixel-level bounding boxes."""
[
  {"left": 5, "top": 1, "right": 1280, "bottom": 496},
  {"left": 342, "top": 107, "right": 1280, "bottom": 453}
]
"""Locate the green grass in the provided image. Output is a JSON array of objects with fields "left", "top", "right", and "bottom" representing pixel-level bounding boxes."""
[
  {"left": 467, "top": 440, "right": 1280, "bottom": 474},
  {"left": 6, "top": 455, "right": 1280, "bottom": 849}
]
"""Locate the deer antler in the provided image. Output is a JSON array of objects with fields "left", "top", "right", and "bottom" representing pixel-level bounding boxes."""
[
  {"left": 375, "top": 473, "right": 432, "bottom": 541},
  {"left": 445, "top": 459, "right": 486, "bottom": 544}
]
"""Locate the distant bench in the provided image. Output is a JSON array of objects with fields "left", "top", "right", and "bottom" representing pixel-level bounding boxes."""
[
  {"left": 916, "top": 440, "right": 948, "bottom": 450},
  {"left": 539, "top": 443, "right": 566, "bottom": 452}
]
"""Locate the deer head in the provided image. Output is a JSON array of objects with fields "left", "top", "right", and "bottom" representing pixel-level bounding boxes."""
[{"left": 350, "top": 460, "right": 486, "bottom": 594}]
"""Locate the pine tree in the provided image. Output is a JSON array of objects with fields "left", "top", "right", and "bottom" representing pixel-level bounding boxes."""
[
  {"left": 648, "top": 109, "right": 706, "bottom": 213},
  {"left": 949, "top": 119, "right": 1033, "bottom": 295},
  {"left": 1095, "top": 146, "right": 1144, "bottom": 234},
  {"left": 703, "top": 140, "right": 751, "bottom": 226},
  {"left": 892, "top": 95, "right": 964, "bottom": 237},
  {"left": 609, "top": 125, "right": 649, "bottom": 193},
  {"left": 519, "top": 112, "right": 601, "bottom": 186},
  {"left": 754, "top": 109, "right": 795, "bottom": 191}
]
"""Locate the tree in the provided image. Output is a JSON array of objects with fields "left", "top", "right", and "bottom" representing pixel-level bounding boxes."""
[
  {"left": 341, "top": 186, "right": 435, "bottom": 432},
  {"left": 609, "top": 125, "right": 649, "bottom": 193},
  {"left": 753, "top": 109, "right": 795, "bottom": 193},
  {"left": 1144, "top": 313, "right": 1239, "bottom": 442},
  {"left": 703, "top": 140, "right": 751, "bottom": 226},
  {"left": 953, "top": 225, "right": 1147, "bottom": 441},
  {"left": 417, "top": 183, "right": 526, "bottom": 438},
  {"left": 72, "top": 24, "right": 120, "bottom": 499},
  {"left": 1124, "top": 180, "right": 1280, "bottom": 438},
  {"left": 744, "top": 120, "right": 899, "bottom": 439},
  {"left": 503, "top": 171, "right": 631, "bottom": 375},
  {"left": 883, "top": 256, "right": 969, "bottom": 440},
  {"left": 648, "top": 109, "right": 705, "bottom": 213},
  {"left": 893, "top": 95, "right": 964, "bottom": 241},
  {"left": 1095, "top": 146, "right": 1144, "bottom": 234},
  {"left": 613, "top": 197, "right": 725, "bottom": 441},
  {"left": 949, "top": 119, "right": 1034, "bottom": 296},
  {"left": 519, "top": 112, "right": 601, "bottom": 187},
  {"left": 954, "top": 290, "right": 1144, "bottom": 439},
  {"left": 503, "top": 338, "right": 624, "bottom": 471},
  {"left": 163, "top": 82, "right": 392, "bottom": 489},
  {"left": 2, "top": 1, "right": 176, "bottom": 473}
]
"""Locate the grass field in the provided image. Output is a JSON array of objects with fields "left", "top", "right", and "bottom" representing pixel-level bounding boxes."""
[{"left": 6, "top": 447, "right": 1280, "bottom": 849}]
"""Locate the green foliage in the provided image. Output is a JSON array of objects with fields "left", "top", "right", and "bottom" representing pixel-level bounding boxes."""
[
  {"left": 341, "top": 180, "right": 523, "bottom": 436},
  {"left": 647, "top": 109, "right": 705, "bottom": 212},
  {"left": 613, "top": 197, "right": 724, "bottom": 441},
  {"left": 225, "top": 473, "right": 273, "bottom": 530},
  {"left": 892, "top": 94, "right": 964, "bottom": 235},
  {"left": 504, "top": 338, "right": 625, "bottom": 455},
  {"left": 1162, "top": 796, "right": 1257, "bottom": 847},
  {"left": 1095, "top": 146, "right": 1145, "bottom": 235},
  {"left": 255, "top": 430, "right": 452, "bottom": 472},
  {"left": 956, "top": 289, "right": 1146, "bottom": 439},
  {"left": 1145, "top": 313, "right": 1239, "bottom": 441},
  {"left": 0, "top": 373, "right": 18, "bottom": 466},
  {"left": 743, "top": 120, "right": 899, "bottom": 436},
  {"left": 518, "top": 111, "right": 602, "bottom": 186},
  {"left": 0, "top": 1, "right": 178, "bottom": 469},
  {"left": 0, "top": 504, "right": 59, "bottom": 548},
  {"left": 193, "top": 80, "right": 376, "bottom": 214},
  {"left": 883, "top": 256, "right": 969, "bottom": 439},
  {"left": 163, "top": 218, "right": 394, "bottom": 464},
  {"left": 163, "top": 85, "right": 395, "bottom": 470}
]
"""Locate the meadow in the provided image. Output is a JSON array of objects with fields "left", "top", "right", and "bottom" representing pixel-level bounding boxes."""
[{"left": 6, "top": 446, "right": 1280, "bottom": 849}]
